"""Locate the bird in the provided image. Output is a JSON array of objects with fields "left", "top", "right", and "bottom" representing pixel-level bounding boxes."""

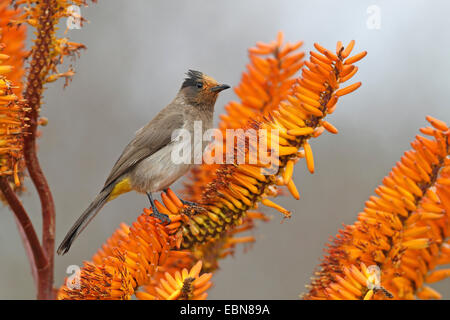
[{"left": 57, "top": 70, "right": 230, "bottom": 255}]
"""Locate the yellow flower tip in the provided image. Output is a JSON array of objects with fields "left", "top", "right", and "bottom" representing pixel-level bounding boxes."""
[
  {"left": 0, "top": 65, "right": 13, "bottom": 74},
  {"left": 189, "top": 261, "right": 203, "bottom": 278},
  {"left": 304, "top": 141, "right": 314, "bottom": 174},
  {"left": 261, "top": 198, "right": 291, "bottom": 218},
  {"left": 287, "top": 179, "right": 300, "bottom": 200},
  {"left": 363, "top": 290, "right": 374, "bottom": 300},
  {"left": 0, "top": 93, "right": 17, "bottom": 101},
  {"left": 287, "top": 127, "right": 314, "bottom": 136},
  {"left": 322, "top": 120, "right": 338, "bottom": 134},
  {"left": 402, "top": 238, "right": 430, "bottom": 250},
  {"left": 193, "top": 272, "right": 213, "bottom": 289},
  {"left": 279, "top": 146, "right": 300, "bottom": 156},
  {"left": 283, "top": 159, "right": 294, "bottom": 184}
]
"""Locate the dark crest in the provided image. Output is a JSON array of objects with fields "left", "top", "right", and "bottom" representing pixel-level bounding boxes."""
[{"left": 182, "top": 70, "right": 203, "bottom": 88}]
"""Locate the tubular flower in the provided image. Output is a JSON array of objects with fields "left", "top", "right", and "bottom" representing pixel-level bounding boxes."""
[
  {"left": 0, "top": 28, "right": 26, "bottom": 189},
  {"left": 136, "top": 261, "right": 213, "bottom": 300},
  {"left": 304, "top": 116, "right": 450, "bottom": 300}
]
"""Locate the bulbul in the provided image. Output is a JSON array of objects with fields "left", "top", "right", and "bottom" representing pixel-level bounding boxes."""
[{"left": 57, "top": 70, "right": 230, "bottom": 255}]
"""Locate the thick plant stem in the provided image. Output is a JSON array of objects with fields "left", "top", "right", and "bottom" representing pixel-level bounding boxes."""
[
  {"left": 22, "top": 0, "right": 57, "bottom": 299},
  {"left": 0, "top": 177, "right": 50, "bottom": 299}
]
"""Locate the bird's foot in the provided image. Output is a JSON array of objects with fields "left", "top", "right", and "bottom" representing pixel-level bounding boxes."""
[
  {"left": 150, "top": 210, "right": 171, "bottom": 224},
  {"left": 147, "top": 192, "right": 171, "bottom": 224},
  {"left": 181, "top": 199, "right": 198, "bottom": 207},
  {"left": 181, "top": 200, "right": 208, "bottom": 216},
  {"left": 163, "top": 188, "right": 199, "bottom": 207},
  {"left": 164, "top": 189, "right": 207, "bottom": 215}
]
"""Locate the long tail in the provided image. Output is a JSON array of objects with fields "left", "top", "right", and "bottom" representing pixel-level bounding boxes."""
[{"left": 57, "top": 185, "right": 112, "bottom": 255}]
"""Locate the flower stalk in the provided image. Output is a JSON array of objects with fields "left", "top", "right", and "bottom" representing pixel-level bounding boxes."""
[{"left": 22, "top": 0, "right": 58, "bottom": 299}]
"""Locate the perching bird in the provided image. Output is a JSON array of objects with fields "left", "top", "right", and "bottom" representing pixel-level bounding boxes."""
[{"left": 57, "top": 70, "right": 229, "bottom": 255}]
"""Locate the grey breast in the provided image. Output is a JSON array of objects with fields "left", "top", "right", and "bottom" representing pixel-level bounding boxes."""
[
  {"left": 102, "top": 102, "right": 185, "bottom": 192},
  {"left": 129, "top": 103, "right": 213, "bottom": 193}
]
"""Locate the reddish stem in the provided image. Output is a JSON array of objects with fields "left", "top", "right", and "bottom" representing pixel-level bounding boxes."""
[
  {"left": 23, "top": 136, "right": 55, "bottom": 300},
  {"left": 22, "top": 0, "right": 57, "bottom": 299},
  {"left": 0, "top": 177, "right": 50, "bottom": 298}
]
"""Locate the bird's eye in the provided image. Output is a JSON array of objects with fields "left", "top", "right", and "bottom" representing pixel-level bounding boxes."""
[{"left": 196, "top": 82, "right": 203, "bottom": 89}]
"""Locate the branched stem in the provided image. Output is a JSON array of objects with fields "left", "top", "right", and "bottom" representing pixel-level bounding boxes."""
[
  {"left": 0, "top": 176, "right": 50, "bottom": 298},
  {"left": 22, "top": 0, "right": 57, "bottom": 299}
]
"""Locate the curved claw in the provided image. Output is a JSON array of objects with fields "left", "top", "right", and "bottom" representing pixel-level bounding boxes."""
[
  {"left": 181, "top": 199, "right": 199, "bottom": 207},
  {"left": 150, "top": 211, "right": 171, "bottom": 224},
  {"left": 147, "top": 192, "right": 171, "bottom": 224}
]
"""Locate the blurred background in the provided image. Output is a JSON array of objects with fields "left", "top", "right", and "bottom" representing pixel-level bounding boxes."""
[{"left": 1, "top": 0, "right": 449, "bottom": 299}]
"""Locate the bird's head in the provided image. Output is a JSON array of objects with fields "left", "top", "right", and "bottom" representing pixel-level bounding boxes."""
[{"left": 179, "top": 70, "right": 230, "bottom": 108}]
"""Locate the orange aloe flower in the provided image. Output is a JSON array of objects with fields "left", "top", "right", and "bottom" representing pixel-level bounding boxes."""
[
  {"left": 0, "top": 6, "right": 27, "bottom": 189},
  {"left": 59, "top": 210, "right": 181, "bottom": 300},
  {"left": 304, "top": 116, "right": 450, "bottom": 300},
  {"left": 0, "top": 2, "right": 27, "bottom": 96},
  {"left": 60, "top": 37, "right": 366, "bottom": 299},
  {"left": 58, "top": 193, "right": 206, "bottom": 300},
  {"left": 136, "top": 261, "right": 212, "bottom": 300}
]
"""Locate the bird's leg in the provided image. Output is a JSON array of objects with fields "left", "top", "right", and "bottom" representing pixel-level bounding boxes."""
[
  {"left": 164, "top": 189, "right": 198, "bottom": 207},
  {"left": 181, "top": 199, "right": 199, "bottom": 207},
  {"left": 146, "top": 192, "right": 170, "bottom": 223}
]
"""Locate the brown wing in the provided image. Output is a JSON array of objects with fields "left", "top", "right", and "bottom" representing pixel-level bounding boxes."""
[{"left": 102, "top": 111, "right": 185, "bottom": 189}]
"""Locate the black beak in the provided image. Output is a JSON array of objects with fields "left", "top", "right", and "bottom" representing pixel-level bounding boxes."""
[{"left": 210, "top": 84, "right": 230, "bottom": 92}]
